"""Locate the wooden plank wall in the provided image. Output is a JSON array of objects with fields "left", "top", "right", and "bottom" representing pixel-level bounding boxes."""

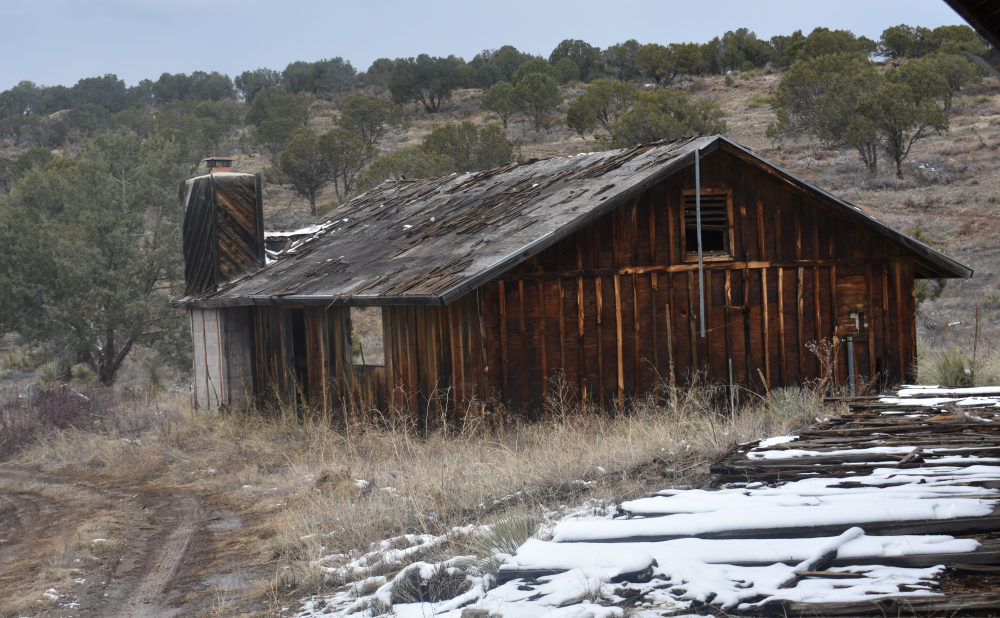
[
  {"left": 385, "top": 292, "right": 486, "bottom": 428},
  {"left": 242, "top": 149, "right": 919, "bottom": 418},
  {"left": 479, "top": 149, "right": 917, "bottom": 411},
  {"left": 251, "top": 305, "right": 392, "bottom": 417}
]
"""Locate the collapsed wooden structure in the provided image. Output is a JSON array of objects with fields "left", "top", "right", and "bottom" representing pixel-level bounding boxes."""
[
  {"left": 492, "top": 386, "right": 1000, "bottom": 616},
  {"left": 172, "top": 136, "right": 971, "bottom": 416}
]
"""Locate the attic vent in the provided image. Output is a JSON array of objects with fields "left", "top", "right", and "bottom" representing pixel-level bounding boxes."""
[{"left": 683, "top": 189, "right": 733, "bottom": 261}]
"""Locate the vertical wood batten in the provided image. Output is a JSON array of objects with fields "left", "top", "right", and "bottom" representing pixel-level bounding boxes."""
[
  {"left": 813, "top": 266, "right": 822, "bottom": 378},
  {"left": 762, "top": 268, "right": 771, "bottom": 389},
  {"left": 797, "top": 267, "right": 805, "bottom": 381},
  {"left": 831, "top": 265, "right": 839, "bottom": 385},
  {"left": 614, "top": 274, "right": 625, "bottom": 408},
  {"left": 777, "top": 268, "right": 787, "bottom": 386},
  {"left": 894, "top": 260, "right": 906, "bottom": 381}
]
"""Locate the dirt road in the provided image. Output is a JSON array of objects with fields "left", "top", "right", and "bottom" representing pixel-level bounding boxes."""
[{"left": 0, "top": 468, "right": 259, "bottom": 617}]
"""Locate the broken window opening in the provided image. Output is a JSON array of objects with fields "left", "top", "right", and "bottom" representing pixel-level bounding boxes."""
[
  {"left": 349, "top": 306, "right": 385, "bottom": 367},
  {"left": 683, "top": 190, "right": 733, "bottom": 261}
]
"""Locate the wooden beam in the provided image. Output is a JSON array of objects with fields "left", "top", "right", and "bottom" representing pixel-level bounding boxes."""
[
  {"left": 866, "top": 263, "right": 876, "bottom": 383},
  {"left": 493, "top": 257, "right": 903, "bottom": 281},
  {"left": 519, "top": 280, "right": 528, "bottom": 408},
  {"left": 882, "top": 264, "right": 891, "bottom": 384},
  {"left": 455, "top": 303, "right": 466, "bottom": 413},
  {"left": 667, "top": 186, "right": 676, "bottom": 265},
  {"left": 687, "top": 271, "right": 698, "bottom": 370},
  {"left": 614, "top": 274, "right": 625, "bottom": 409},
  {"left": 476, "top": 288, "right": 489, "bottom": 405},
  {"left": 895, "top": 259, "right": 905, "bottom": 382},
  {"left": 724, "top": 270, "right": 733, "bottom": 386},
  {"left": 596, "top": 276, "right": 605, "bottom": 411},
  {"left": 576, "top": 239, "right": 585, "bottom": 404},
  {"left": 648, "top": 196, "right": 656, "bottom": 264},
  {"left": 797, "top": 267, "right": 805, "bottom": 382},
  {"left": 706, "top": 269, "right": 714, "bottom": 378},
  {"left": 558, "top": 278, "right": 566, "bottom": 385},
  {"left": 794, "top": 201, "right": 802, "bottom": 261},
  {"left": 762, "top": 268, "right": 771, "bottom": 389},
  {"left": 538, "top": 279, "right": 548, "bottom": 409},
  {"left": 756, "top": 194, "right": 766, "bottom": 260},
  {"left": 633, "top": 275, "right": 641, "bottom": 394},
  {"left": 831, "top": 264, "right": 839, "bottom": 386},
  {"left": 778, "top": 267, "right": 787, "bottom": 387},
  {"left": 577, "top": 277, "right": 585, "bottom": 403},
  {"left": 814, "top": 266, "right": 822, "bottom": 379},
  {"left": 650, "top": 273, "right": 658, "bottom": 375},
  {"left": 499, "top": 281, "right": 508, "bottom": 404}
]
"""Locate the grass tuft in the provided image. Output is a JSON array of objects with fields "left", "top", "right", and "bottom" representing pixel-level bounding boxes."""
[{"left": 465, "top": 510, "right": 539, "bottom": 558}]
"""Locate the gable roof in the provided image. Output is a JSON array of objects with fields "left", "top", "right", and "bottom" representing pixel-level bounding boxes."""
[{"left": 173, "top": 135, "right": 971, "bottom": 309}]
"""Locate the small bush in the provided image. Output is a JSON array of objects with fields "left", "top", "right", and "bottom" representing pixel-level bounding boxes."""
[
  {"left": 725, "top": 74, "right": 735, "bottom": 88},
  {"left": 36, "top": 361, "right": 62, "bottom": 386},
  {"left": 71, "top": 363, "right": 96, "bottom": 385},
  {"left": 465, "top": 510, "right": 539, "bottom": 558},
  {"left": 1, "top": 349, "right": 37, "bottom": 372},
  {"left": 747, "top": 93, "right": 773, "bottom": 109},
  {"left": 917, "top": 344, "right": 1000, "bottom": 387}
]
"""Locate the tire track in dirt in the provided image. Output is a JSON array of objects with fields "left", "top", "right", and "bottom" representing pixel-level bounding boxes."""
[
  {"left": 0, "top": 468, "right": 228, "bottom": 617},
  {"left": 107, "top": 492, "right": 204, "bottom": 618}
]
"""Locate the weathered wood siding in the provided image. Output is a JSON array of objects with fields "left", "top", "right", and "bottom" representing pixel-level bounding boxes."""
[
  {"left": 479, "top": 149, "right": 916, "bottom": 409},
  {"left": 182, "top": 173, "right": 264, "bottom": 297},
  {"left": 384, "top": 292, "right": 486, "bottom": 426},
  {"left": 232, "top": 149, "right": 917, "bottom": 417},
  {"left": 249, "top": 305, "right": 391, "bottom": 416}
]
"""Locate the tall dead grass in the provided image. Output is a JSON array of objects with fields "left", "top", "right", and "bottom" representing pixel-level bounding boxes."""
[{"left": 9, "top": 376, "right": 825, "bottom": 596}]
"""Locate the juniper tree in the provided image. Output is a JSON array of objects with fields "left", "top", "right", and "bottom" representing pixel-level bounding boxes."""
[{"left": 0, "top": 130, "right": 190, "bottom": 384}]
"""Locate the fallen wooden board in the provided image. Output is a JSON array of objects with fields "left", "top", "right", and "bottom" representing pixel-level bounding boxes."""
[
  {"left": 753, "top": 592, "right": 1000, "bottom": 616},
  {"left": 564, "top": 511, "right": 1000, "bottom": 542}
]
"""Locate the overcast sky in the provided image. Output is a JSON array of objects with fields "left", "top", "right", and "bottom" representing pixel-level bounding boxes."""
[{"left": 0, "top": 0, "right": 969, "bottom": 91}]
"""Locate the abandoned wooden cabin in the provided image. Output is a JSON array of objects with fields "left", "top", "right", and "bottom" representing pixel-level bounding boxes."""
[{"left": 172, "top": 136, "right": 972, "bottom": 420}]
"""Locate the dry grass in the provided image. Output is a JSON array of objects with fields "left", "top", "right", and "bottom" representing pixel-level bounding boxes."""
[
  {"left": 0, "top": 476, "right": 124, "bottom": 615},
  {"left": 3, "top": 375, "right": 823, "bottom": 603}
]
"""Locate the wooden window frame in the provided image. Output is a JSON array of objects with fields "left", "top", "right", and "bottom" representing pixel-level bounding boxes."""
[{"left": 682, "top": 188, "right": 735, "bottom": 263}]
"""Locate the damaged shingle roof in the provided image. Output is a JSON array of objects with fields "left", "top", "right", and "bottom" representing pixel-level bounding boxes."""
[{"left": 173, "top": 135, "right": 970, "bottom": 309}]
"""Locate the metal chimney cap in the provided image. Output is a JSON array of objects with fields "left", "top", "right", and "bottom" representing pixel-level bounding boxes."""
[{"left": 201, "top": 157, "right": 237, "bottom": 173}]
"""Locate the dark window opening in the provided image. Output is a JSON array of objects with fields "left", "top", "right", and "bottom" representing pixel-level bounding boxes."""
[
  {"left": 684, "top": 191, "right": 732, "bottom": 260},
  {"left": 349, "top": 307, "right": 385, "bottom": 367}
]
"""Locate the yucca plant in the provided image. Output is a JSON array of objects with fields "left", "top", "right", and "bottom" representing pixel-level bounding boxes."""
[
  {"left": 144, "top": 362, "right": 167, "bottom": 397},
  {"left": 36, "top": 361, "right": 62, "bottom": 386},
  {"left": 919, "top": 345, "right": 977, "bottom": 387},
  {"left": 466, "top": 510, "right": 539, "bottom": 559}
]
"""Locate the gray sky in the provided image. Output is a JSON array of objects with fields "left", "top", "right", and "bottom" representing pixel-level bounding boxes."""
[{"left": 0, "top": 0, "right": 968, "bottom": 91}]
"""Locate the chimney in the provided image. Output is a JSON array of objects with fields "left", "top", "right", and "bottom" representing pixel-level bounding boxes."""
[
  {"left": 180, "top": 171, "right": 265, "bottom": 297},
  {"left": 202, "top": 156, "right": 238, "bottom": 174}
]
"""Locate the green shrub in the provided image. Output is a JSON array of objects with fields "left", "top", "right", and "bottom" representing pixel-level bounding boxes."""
[
  {"left": 725, "top": 74, "right": 735, "bottom": 87},
  {"left": 36, "top": 361, "right": 62, "bottom": 385},
  {"left": 1, "top": 349, "right": 37, "bottom": 371},
  {"left": 917, "top": 344, "right": 1000, "bottom": 387},
  {"left": 747, "top": 93, "right": 773, "bottom": 109},
  {"left": 71, "top": 363, "right": 96, "bottom": 384}
]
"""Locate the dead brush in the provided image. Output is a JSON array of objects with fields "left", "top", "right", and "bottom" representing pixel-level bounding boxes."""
[{"left": 8, "top": 374, "right": 841, "bottom": 603}]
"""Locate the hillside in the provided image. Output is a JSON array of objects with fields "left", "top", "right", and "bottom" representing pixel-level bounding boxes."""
[{"left": 243, "top": 71, "right": 1000, "bottom": 349}]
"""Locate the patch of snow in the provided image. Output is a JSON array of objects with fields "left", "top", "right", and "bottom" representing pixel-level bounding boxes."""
[{"left": 756, "top": 435, "right": 797, "bottom": 448}]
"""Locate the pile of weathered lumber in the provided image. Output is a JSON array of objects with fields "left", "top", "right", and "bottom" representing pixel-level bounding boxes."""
[{"left": 490, "top": 385, "right": 1000, "bottom": 616}]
